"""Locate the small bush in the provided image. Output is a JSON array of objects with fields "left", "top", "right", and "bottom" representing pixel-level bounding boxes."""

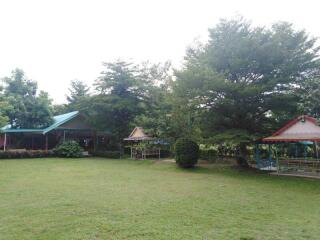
[
  {"left": 53, "top": 140, "right": 83, "bottom": 158},
  {"left": 93, "top": 150, "right": 121, "bottom": 159},
  {"left": 174, "top": 138, "right": 199, "bottom": 168}
]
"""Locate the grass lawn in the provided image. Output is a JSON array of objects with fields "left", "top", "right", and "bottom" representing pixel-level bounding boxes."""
[{"left": 0, "top": 158, "right": 320, "bottom": 240}]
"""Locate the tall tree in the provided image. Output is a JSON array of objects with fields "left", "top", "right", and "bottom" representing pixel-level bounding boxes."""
[
  {"left": 174, "top": 17, "right": 320, "bottom": 167},
  {"left": 91, "top": 60, "right": 146, "bottom": 151},
  {"left": 133, "top": 61, "right": 174, "bottom": 138},
  {"left": 66, "top": 79, "right": 90, "bottom": 107},
  {"left": 52, "top": 104, "right": 69, "bottom": 115},
  {"left": 3, "top": 69, "right": 53, "bottom": 128}
]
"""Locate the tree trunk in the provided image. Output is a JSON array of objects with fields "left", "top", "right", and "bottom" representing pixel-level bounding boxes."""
[{"left": 237, "top": 142, "right": 249, "bottom": 168}]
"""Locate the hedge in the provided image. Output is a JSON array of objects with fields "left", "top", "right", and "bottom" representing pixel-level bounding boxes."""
[
  {"left": 0, "top": 150, "right": 55, "bottom": 159},
  {"left": 200, "top": 149, "right": 218, "bottom": 161},
  {"left": 93, "top": 150, "right": 121, "bottom": 159}
]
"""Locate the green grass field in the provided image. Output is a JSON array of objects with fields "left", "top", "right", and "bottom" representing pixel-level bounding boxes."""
[{"left": 0, "top": 158, "right": 320, "bottom": 240}]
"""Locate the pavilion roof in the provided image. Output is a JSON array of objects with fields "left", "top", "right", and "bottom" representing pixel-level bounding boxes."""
[
  {"left": 124, "top": 127, "right": 153, "bottom": 141},
  {"left": 262, "top": 115, "right": 320, "bottom": 142}
]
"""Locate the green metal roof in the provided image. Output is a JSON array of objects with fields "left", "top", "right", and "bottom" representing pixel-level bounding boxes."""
[{"left": 1, "top": 111, "right": 80, "bottom": 134}]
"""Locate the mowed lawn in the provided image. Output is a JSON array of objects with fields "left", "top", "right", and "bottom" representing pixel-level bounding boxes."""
[{"left": 0, "top": 158, "right": 320, "bottom": 240}]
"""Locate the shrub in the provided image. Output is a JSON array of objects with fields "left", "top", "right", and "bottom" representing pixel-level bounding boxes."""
[
  {"left": 53, "top": 140, "right": 83, "bottom": 158},
  {"left": 174, "top": 138, "right": 199, "bottom": 168},
  {"left": 93, "top": 150, "right": 121, "bottom": 159}
]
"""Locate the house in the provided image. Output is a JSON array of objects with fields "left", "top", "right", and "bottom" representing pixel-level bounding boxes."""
[{"left": 0, "top": 111, "right": 105, "bottom": 151}]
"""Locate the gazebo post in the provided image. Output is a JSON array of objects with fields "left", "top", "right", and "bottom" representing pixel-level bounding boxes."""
[
  {"left": 255, "top": 143, "right": 260, "bottom": 169},
  {"left": 313, "top": 141, "right": 318, "bottom": 170},
  {"left": 303, "top": 144, "right": 307, "bottom": 160},
  {"left": 275, "top": 144, "right": 279, "bottom": 173},
  {"left": 45, "top": 134, "right": 48, "bottom": 151},
  {"left": 268, "top": 144, "right": 272, "bottom": 170},
  {"left": 93, "top": 131, "right": 97, "bottom": 152},
  {"left": 3, "top": 133, "right": 7, "bottom": 151}
]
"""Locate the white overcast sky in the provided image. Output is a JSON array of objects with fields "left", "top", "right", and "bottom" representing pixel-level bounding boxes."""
[{"left": 0, "top": 0, "right": 319, "bottom": 103}]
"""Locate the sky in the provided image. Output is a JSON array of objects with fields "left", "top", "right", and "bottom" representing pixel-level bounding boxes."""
[{"left": 0, "top": 0, "right": 320, "bottom": 103}]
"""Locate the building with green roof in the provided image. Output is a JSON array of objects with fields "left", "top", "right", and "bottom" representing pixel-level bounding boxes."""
[{"left": 0, "top": 111, "right": 103, "bottom": 151}]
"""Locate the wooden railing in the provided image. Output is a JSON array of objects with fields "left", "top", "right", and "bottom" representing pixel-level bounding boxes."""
[
  {"left": 131, "top": 148, "right": 161, "bottom": 160},
  {"left": 278, "top": 158, "right": 320, "bottom": 172}
]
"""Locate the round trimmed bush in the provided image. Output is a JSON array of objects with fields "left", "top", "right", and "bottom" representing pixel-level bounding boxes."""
[
  {"left": 174, "top": 138, "right": 199, "bottom": 168},
  {"left": 54, "top": 140, "right": 84, "bottom": 158}
]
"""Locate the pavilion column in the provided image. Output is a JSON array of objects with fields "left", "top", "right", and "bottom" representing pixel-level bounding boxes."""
[
  {"left": 275, "top": 144, "right": 279, "bottom": 173},
  {"left": 93, "top": 131, "right": 97, "bottom": 152},
  {"left": 267, "top": 144, "right": 272, "bottom": 170},
  {"left": 303, "top": 144, "right": 307, "bottom": 160},
  {"left": 45, "top": 134, "right": 48, "bottom": 151},
  {"left": 3, "top": 133, "right": 7, "bottom": 151},
  {"left": 63, "top": 130, "right": 66, "bottom": 142},
  {"left": 255, "top": 144, "right": 260, "bottom": 169}
]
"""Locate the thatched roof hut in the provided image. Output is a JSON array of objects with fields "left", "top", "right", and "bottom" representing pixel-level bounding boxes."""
[{"left": 124, "top": 127, "right": 153, "bottom": 141}]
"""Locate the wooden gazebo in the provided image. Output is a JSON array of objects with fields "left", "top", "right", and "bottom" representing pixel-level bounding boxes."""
[
  {"left": 124, "top": 127, "right": 160, "bottom": 159},
  {"left": 256, "top": 115, "right": 320, "bottom": 174}
]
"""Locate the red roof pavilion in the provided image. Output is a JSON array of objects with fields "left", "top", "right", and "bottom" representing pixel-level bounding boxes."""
[{"left": 262, "top": 115, "right": 320, "bottom": 142}]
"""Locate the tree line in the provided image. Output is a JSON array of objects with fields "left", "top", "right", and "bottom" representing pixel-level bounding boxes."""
[{"left": 1, "top": 17, "right": 320, "bottom": 165}]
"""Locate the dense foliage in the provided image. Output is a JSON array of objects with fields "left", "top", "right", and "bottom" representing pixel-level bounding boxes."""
[
  {"left": 2, "top": 69, "right": 53, "bottom": 128},
  {"left": 174, "top": 138, "right": 199, "bottom": 168},
  {"left": 53, "top": 141, "right": 84, "bottom": 158}
]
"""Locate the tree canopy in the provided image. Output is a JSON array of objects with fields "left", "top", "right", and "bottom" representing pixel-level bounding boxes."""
[
  {"left": 174, "top": 17, "right": 320, "bottom": 144},
  {"left": 3, "top": 69, "right": 53, "bottom": 129},
  {"left": 66, "top": 79, "right": 90, "bottom": 106}
]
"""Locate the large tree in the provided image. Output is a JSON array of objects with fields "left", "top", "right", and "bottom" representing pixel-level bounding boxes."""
[
  {"left": 3, "top": 69, "right": 53, "bottom": 128},
  {"left": 133, "top": 61, "right": 174, "bottom": 138},
  {"left": 66, "top": 79, "right": 90, "bottom": 108},
  {"left": 89, "top": 60, "right": 147, "bottom": 151},
  {"left": 174, "top": 17, "right": 320, "bottom": 166}
]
